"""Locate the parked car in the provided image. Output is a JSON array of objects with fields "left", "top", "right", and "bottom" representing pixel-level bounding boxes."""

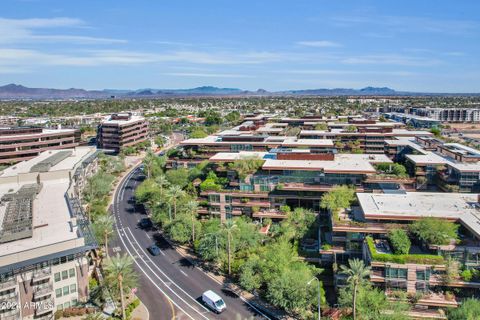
[{"left": 202, "top": 290, "right": 226, "bottom": 313}]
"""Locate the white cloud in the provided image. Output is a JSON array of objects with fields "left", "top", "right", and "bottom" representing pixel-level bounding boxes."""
[
  {"left": 162, "top": 72, "right": 253, "bottom": 78},
  {"left": 0, "top": 17, "right": 126, "bottom": 44},
  {"left": 296, "top": 40, "right": 341, "bottom": 48},
  {"left": 341, "top": 54, "right": 442, "bottom": 67},
  {"left": 283, "top": 69, "right": 417, "bottom": 76}
]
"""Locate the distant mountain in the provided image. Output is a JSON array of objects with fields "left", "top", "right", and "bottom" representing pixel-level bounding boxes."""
[
  {"left": 280, "top": 86, "right": 397, "bottom": 96},
  {"left": 0, "top": 83, "right": 478, "bottom": 100},
  {"left": 0, "top": 83, "right": 108, "bottom": 99}
]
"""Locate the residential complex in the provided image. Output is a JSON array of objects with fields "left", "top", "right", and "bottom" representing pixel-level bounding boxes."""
[
  {"left": 0, "top": 147, "right": 98, "bottom": 320},
  {"left": 167, "top": 113, "right": 480, "bottom": 317},
  {"left": 97, "top": 113, "right": 148, "bottom": 153},
  {"left": 0, "top": 127, "right": 81, "bottom": 165}
]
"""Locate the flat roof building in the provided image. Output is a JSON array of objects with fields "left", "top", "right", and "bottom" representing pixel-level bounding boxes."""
[
  {"left": 0, "top": 126, "right": 81, "bottom": 164},
  {"left": 0, "top": 147, "right": 98, "bottom": 320},
  {"left": 97, "top": 113, "right": 148, "bottom": 153}
]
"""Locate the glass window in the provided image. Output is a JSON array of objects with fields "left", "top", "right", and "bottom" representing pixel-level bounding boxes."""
[
  {"left": 54, "top": 272, "right": 61, "bottom": 282},
  {"left": 63, "top": 302, "right": 70, "bottom": 309},
  {"left": 63, "top": 286, "right": 69, "bottom": 296},
  {"left": 57, "top": 305, "right": 63, "bottom": 311},
  {"left": 55, "top": 288, "right": 62, "bottom": 298},
  {"left": 72, "top": 299, "right": 78, "bottom": 306},
  {"left": 61, "top": 270, "right": 68, "bottom": 280},
  {"left": 70, "top": 284, "right": 76, "bottom": 293},
  {"left": 69, "top": 268, "right": 75, "bottom": 278}
]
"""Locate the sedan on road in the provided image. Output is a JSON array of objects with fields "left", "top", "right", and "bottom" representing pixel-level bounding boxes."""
[{"left": 147, "top": 244, "right": 161, "bottom": 256}]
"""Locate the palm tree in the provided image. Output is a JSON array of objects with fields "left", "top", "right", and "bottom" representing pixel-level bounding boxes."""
[
  {"left": 167, "top": 185, "right": 185, "bottom": 218},
  {"left": 94, "top": 215, "right": 115, "bottom": 258},
  {"left": 104, "top": 254, "right": 137, "bottom": 320},
  {"left": 340, "top": 258, "right": 371, "bottom": 320},
  {"left": 155, "top": 174, "right": 170, "bottom": 198},
  {"left": 222, "top": 219, "right": 237, "bottom": 275},
  {"left": 185, "top": 200, "right": 198, "bottom": 242},
  {"left": 143, "top": 150, "right": 156, "bottom": 178}
]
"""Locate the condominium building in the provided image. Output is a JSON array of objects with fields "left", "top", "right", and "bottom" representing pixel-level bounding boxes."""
[
  {"left": 0, "top": 147, "right": 98, "bottom": 320},
  {"left": 0, "top": 127, "right": 81, "bottom": 164},
  {"left": 97, "top": 113, "right": 148, "bottom": 153},
  {"left": 329, "top": 192, "right": 480, "bottom": 315},
  {"left": 415, "top": 107, "right": 480, "bottom": 123}
]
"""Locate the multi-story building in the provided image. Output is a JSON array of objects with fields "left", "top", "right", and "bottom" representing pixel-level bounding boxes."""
[
  {"left": 97, "top": 113, "right": 148, "bottom": 153},
  {"left": 330, "top": 192, "right": 480, "bottom": 314},
  {"left": 383, "top": 112, "right": 441, "bottom": 128},
  {"left": 0, "top": 147, "right": 98, "bottom": 320},
  {"left": 0, "top": 127, "right": 81, "bottom": 165},
  {"left": 415, "top": 107, "right": 480, "bottom": 123}
]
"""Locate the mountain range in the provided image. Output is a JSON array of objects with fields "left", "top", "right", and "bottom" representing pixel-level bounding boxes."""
[{"left": 0, "top": 83, "right": 477, "bottom": 100}]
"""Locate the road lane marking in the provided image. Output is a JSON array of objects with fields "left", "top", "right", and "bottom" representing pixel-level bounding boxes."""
[
  {"left": 121, "top": 227, "right": 210, "bottom": 319},
  {"left": 124, "top": 227, "right": 211, "bottom": 314},
  {"left": 179, "top": 270, "right": 188, "bottom": 277}
]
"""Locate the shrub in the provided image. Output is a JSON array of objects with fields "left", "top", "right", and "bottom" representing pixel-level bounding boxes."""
[
  {"left": 461, "top": 269, "right": 473, "bottom": 282},
  {"left": 388, "top": 229, "right": 411, "bottom": 255},
  {"left": 279, "top": 205, "right": 291, "bottom": 214},
  {"left": 366, "top": 236, "right": 444, "bottom": 265},
  {"left": 410, "top": 217, "right": 459, "bottom": 246}
]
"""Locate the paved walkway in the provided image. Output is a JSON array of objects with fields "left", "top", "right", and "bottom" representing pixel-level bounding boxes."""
[{"left": 131, "top": 301, "right": 150, "bottom": 320}]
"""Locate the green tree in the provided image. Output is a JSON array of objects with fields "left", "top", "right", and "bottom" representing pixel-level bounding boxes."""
[
  {"left": 320, "top": 185, "right": 355, "bottom": 216},
  {"left": 154, "top": 174, "right": 170, "bottom": 198},
  {"left": 410, "top": 217, "right": 458, "bottom": 246},
  {"left": 448, "top": 298, "right": 480, "bottom": 320},
  {"left": 186, "top": 200, "right": 198, "bottom": 242},
  {"left": 104, "top": 254, "right": 138, "bottom": 320},
  {"left": 134, "top": 179, "right": 159, "bottom": 207},
  {"left": 228, "top": 157, "right": 265, "bottom": 180},
  {"left": 388, "top": 229, "right": 411, "bottom": 255},
  {"left": 223, "top": 219, "right": 238, "bottom": 275},
  {"left": 167, "top": 185, "right": 185, "bottom": 218},
  {"left": 92, "top": 215, "right": 115, "bottom": 258},
  {"left": 339, "top": 258, "right": 371, "bottom": 320},
  {"left": 165, "top": 168, "right": 189, "bottom": 188},
  {"left": 189, "top": 128, "right": 208, "bottom": 139}
]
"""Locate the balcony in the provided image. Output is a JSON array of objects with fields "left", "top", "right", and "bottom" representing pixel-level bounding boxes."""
[
  {"left": 231, "top": 200, "right": 271, "bottom": 207},
  {"left": 33, "top": 283, "right": 53, "bottom": 299},
  {"left": 32, "top": 268, "right": 51, "bottom": 281},
  {"left": 0, "top": 308, "right": 20, "bottom": 320},
  {"left": 0, "top": 290, "right": 18, "bottom": 303},
  {"left": 0, "top": 278, "right": 16, "bottom": 291},
  {"left": 252, "top": 209, "right": 287, "bottom": 219},
  {"left": 34, "top": 298, "right": 54, "bottom": 316}
]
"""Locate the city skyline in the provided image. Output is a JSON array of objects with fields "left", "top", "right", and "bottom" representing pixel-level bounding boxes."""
[{"left": 0, "top": 0, "right": 479, "bottom": 92}]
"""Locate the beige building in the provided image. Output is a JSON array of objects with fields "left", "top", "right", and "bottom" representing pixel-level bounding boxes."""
[{"left": 0, "top": 147, "right": 98, "bottom": 320}]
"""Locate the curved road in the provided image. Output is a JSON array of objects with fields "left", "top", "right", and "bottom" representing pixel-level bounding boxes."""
[{"left": 111, "top": 165, "right": 270, "bottom": 320}]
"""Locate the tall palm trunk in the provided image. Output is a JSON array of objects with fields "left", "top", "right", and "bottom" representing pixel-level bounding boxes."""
[
  {"left": 353, "top": 283, "right": 357, "bottom": 320},
  {"left": 173, "top": 199, "right": 177, "bottom": 218},
  {"left": 118, "top": 274, "right": 126, "bottom": 320},
  {"left": 191, "top": 214, "right": 195, "bottom": 242},
  {"left": 227, "top": 232, "right": 232, "bottom": 274},
  {"left": 104, "top": 230, "right": 109, "bottom": 258}
]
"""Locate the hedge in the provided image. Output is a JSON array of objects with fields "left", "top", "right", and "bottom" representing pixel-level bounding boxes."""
[{"left": 366, "top": 236, "right": 444, "bottom": 265}]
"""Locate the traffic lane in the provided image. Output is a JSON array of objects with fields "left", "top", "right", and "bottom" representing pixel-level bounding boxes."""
[
  {"left": 117, "top": 173, "right": 214, "bottom": 320},
  {"left": 122, "top": 173, "right": 266, "bottom": 319},
  {"left": 115, "top": 171, "right": 207, "bottom": 320}
]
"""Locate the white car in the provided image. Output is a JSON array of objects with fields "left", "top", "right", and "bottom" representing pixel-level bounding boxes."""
[{"left": 202, "top": 290, "right": 226, "bottom": 313}]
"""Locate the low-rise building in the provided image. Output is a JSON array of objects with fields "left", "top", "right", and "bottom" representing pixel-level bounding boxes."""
[
  {"left": 0, "top": 147, "right": 98, "bottom": 320},
  {"left": 97, "top": 113, "right": 148, "bottom": 153}
]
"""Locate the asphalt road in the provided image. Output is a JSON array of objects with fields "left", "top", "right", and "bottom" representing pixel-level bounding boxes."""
[{"left": 111, "top": 166, "right": 270, "bottom": 320}]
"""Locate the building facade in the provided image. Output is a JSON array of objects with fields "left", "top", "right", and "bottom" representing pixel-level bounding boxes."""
[
  {"left": 97, "top": 113, "right": 148, "bottom": 153},
  {"left": 0, "top": 127, "right": 81, "bottom": 164},
  {"left": 0, "top": 147, "right": 98, "bottom": 320}
]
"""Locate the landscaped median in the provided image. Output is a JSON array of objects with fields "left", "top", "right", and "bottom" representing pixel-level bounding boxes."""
[{"left": 365, "top": 236, "right": 445, "bottom": 265}]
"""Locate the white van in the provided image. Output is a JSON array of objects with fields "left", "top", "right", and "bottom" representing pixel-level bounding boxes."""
[{"left": 202, "top": 290, "right": 226, "bottom": 313}]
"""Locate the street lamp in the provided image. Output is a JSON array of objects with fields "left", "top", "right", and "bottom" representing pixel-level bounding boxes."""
[{"left": 307, "top": 276, "right": 321, "bottom": 320}]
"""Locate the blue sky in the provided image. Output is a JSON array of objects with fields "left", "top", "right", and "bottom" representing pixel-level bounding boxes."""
[{"left": 0, "top": 0, "right": 479, "bottom": 92}]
